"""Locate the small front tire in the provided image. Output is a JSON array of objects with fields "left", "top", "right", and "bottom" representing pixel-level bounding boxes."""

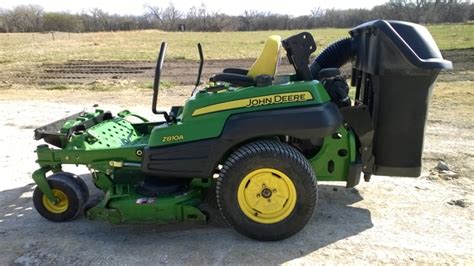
[
  {"left": 33, "top": 174, "right": 85, "bottom": 222},
  {"left": 66, "top": 172, "right": 90, "bottom": 203}
]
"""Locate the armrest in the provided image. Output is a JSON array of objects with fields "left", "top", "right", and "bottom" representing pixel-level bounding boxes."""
[
  {"left": 210, "top": 73, "right": 255, "bottom": 87},
  {"left": 223, "top": 68, "right": 249, "bottom": 75}
]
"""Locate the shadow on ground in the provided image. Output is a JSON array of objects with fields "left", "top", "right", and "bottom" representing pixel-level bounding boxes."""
[{"left": 0, "top": 175, "right": 372, "bottom": 264}]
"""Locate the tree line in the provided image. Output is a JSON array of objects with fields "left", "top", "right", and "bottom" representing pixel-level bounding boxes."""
[{"left": 0, "top": 0, "right": 472, "bottom": 33}]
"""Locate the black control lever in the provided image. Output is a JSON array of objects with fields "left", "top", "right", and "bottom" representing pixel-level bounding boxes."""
[
  {"left": 191, "top": 43, "right": 204, "bottom": 96},
  {"left": 152, "top": 42, "right": 172, "bottom": 122}
]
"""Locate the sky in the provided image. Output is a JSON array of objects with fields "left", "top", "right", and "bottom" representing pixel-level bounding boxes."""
[{"left": 0, "top": 0, "right": 389, "bottom": 16}]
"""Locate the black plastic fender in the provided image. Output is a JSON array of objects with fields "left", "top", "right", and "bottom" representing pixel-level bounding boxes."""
[{"left": 142, "top": 103, "right": 342, "bottom": 178}]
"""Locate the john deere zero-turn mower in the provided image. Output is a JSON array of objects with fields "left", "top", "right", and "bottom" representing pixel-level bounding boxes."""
[{"left": 32, "top": 20, "right": 452, "bottom": 241}]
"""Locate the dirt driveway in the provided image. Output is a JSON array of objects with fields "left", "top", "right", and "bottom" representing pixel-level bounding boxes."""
[{"left": 0, "top": 77, "right": 472, "bottom": 264}]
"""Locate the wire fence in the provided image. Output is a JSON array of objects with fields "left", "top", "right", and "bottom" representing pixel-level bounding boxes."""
[{"left": 0, "top": 32, "right": 79, "bottom": 43}]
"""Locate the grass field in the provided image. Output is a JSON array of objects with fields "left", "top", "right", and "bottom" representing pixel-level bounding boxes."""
[
  {"left": 0, "top": 23, "right": 472, "bottom": 69},
  {"left": 0, "top": 23, "right": 472, "bottom": 91}
]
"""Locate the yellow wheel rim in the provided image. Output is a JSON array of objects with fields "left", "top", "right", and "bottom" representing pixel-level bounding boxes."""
[
  {"left": 42, "top": 189, "right": 69, "bottom": 214},
  {"left": 237, "top": 168, "right": 297, "bottom": 224}
]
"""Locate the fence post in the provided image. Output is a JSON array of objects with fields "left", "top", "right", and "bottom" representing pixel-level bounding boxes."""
[{"left": 51, "top": 32, "right": 55, "bottom": 40}]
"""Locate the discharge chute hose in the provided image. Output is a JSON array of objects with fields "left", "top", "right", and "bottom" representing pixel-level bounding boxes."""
[{"left": 310, "top": 37, "right": 353, "bottom": 80}]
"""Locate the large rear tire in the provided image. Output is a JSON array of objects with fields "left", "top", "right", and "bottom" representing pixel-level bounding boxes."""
[{"left": 216, "top": 140, "right": 318, "bottom": 241}]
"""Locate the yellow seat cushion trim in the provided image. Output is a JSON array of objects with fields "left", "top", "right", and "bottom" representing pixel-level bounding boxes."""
[{"left": 247, "top": 35, "right": 282, "bottom": 79}]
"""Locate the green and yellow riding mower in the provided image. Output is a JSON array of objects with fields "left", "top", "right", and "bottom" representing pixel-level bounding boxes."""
[{"left": 31, "top": 20, "right": 452, "bottom": 241}]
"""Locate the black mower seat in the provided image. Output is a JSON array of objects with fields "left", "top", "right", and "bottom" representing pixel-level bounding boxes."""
[{"left": 210, "top": 35, "right": 282, "bottom": 87}]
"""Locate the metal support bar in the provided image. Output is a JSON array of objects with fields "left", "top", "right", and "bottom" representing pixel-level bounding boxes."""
[{"left": 32, "top": 167, "right": 56, "bottom": 203}]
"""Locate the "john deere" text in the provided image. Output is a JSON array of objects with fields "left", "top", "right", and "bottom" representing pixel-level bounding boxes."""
[{"left": 245, "top": 93, "right": 308, "bottom": 107}]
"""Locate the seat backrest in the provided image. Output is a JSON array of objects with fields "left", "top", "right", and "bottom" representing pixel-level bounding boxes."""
[{"left": 247, "top": 35, "right": 282, "bottom": 79}]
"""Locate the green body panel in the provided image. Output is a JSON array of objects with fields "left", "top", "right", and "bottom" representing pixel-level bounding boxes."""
[
  {"left": 86, "top": 184, "right": 207, "bottom": 224},
  {"left": 310, "top": 127, "right": 356, "bottom": 181},
  {"left": 65, "top": 117, "right": 145, "bottom": 151},
  {"left": 148, "top": 80, "right": 331, "bottom": 146},
  {"left": 36, "top": 144, "right": 143, "bottom": 171},
  {"left": 55, "top": 110, "right": 110, "bottom": 147}
]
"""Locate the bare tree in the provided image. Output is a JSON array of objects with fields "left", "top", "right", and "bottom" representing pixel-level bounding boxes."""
[
  {"left": 145, "top": 3, "right": 182, "bottom": 30},
  {"left": 0, "top": 8, "right": 9, "bottom": 32},
  {"left": 89, "top": 8, "right": 110, "bottom": 31},
  {"left": 239, "top": 10, "right": 259, "bottom": 31},
  {"left": 43, "top": 12, "right": 84, "bottom": 32},
  {"left": 185, "top": 4, "right": 234, "bottom": 32},
  {"left": 0, "top": 1, "right": 473, "bottom": 33},
  {"left": 310, "top": 7, "right": 324, "bottom": 18},
  {"left": 6, "top": 5, "right": 43, "bottom": 32},
  {"left": 145, "top": 5, "right": 163, "bottom": 24},
  {"left": 162, "top": 3, "right": 182, "bottom": 31}
]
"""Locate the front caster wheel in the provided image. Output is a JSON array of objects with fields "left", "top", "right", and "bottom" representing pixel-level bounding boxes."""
[
  {"left": 33, "top": 173, "right": 85, "bottom": 222},
  {"left": 217, "top": 140, "right": 318, "bottom": 241}
]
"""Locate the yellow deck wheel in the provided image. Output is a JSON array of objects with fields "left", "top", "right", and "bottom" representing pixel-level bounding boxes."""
[
  {"left": 33, "top": 173, "right": 86, "bottom": 222},
  {"left": 42, "top": 189, "right": 69, "bottom": 214},
  {"left": 237, "top": 168, "right": 297, "bottom": 224}
]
